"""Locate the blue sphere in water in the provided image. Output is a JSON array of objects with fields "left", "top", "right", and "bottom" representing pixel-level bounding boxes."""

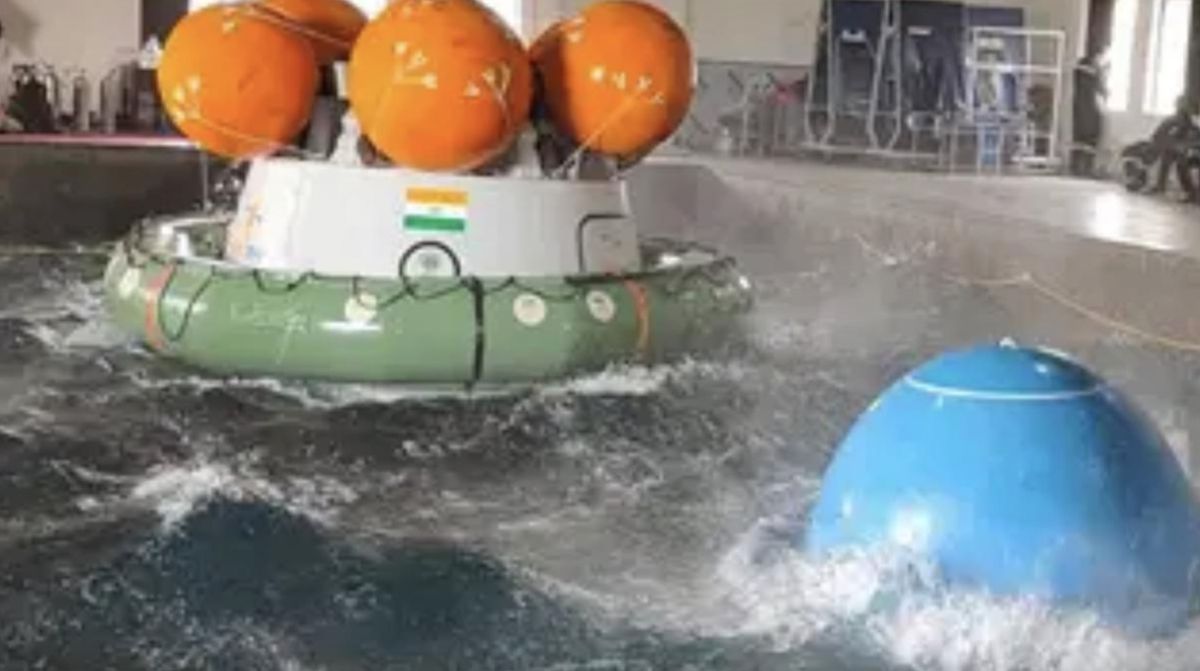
[{"left": 807, "top": 343, "right": 1200, "bottom": 630}]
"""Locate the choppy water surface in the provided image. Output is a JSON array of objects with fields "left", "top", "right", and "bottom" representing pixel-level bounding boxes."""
[{"left": 4, "top": 194, "right": 1200, "bottom": 671}]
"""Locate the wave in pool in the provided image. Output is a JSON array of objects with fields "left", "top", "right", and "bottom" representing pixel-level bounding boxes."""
[{"left": 712, "top": 519, "right": 1200, "bottom": 671}]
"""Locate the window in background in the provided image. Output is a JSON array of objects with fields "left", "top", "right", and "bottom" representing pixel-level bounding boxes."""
[
  {"left": 1143, "top": 0, "right": 1193, "bottom": 115},
  {"left": 352, "top": 0, "right": 389, "bottom": 15},
  {"left": 189, "top": 0, "right": 386, "bottom": 13},
  {"left": 1105, "top": 0, "right": 1137, "bottom": 111},
  {"left": 187, "top": 0, "right": 523, "bottom": 32},
  {"left": 484, "top": 0, "right": 524, "bottom": 35}
]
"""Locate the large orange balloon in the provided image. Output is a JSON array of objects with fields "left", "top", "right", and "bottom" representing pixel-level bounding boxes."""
[
  {"left": 533, "top": 0, "right": 694, "bottom": 158},
  {"left": 348, "top": 0, "right": 533, "bottom": 172},
  {"left": 257, "top": 0, "right": 368, "bottom": 64},
  {"left": 158, "top": 5, "right": 319, "bottom": 160}
]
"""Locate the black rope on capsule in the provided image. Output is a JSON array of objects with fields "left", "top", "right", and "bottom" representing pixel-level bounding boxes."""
[
  {"left": 251, "top": 268, "right": 317, "bottom": 294},
  {"left": 467, "top": 278, "right": 487, "bottom": 390},
  {"left": 400, "top": 274, "right": 478, "bottom": 303},
  {"left": 489, "top": 276, "right": 584, "bottom": 302},
  {"left": 349, "top": 275, "right": 421, "bottom": 311},
  {"left": 117, "top": 217, "right": 749, "bottom": 328},
  {"left": 158, "top": 265, "right": 219, "bottom": 344}
]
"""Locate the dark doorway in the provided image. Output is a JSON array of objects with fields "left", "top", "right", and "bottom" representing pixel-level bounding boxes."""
[
  {"left": 141, "top": 0, "right": 188, "bottom": 43},
  {"left": 1190, "top": 0, "right": 1200, "bottom": 103},
  {"left": 1086, "top": 0, "right": 1116, "bottom": 58}
]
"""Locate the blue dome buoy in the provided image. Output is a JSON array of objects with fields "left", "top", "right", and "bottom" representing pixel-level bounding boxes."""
[{"left": 806, "top": 343, "right": 1200, "bottom": 631}]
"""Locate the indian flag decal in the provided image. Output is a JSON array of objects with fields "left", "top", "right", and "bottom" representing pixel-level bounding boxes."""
[{"left": 404, "top": 187, "right": 469, "bottom": 233}]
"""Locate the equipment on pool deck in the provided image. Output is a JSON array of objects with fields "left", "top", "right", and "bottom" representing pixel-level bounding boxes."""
[
  {"left": 1120, "top": 105, "right": 1200, "bottom": 202},
  {"left": 103, "top": 157, "right": 753, "bottom": 385},
  {"left": 806, "top": 343, "right": 1200, "bottom": 632},
  {"left": 800, "top": 1, "right": 1065, "bottom": 171}
]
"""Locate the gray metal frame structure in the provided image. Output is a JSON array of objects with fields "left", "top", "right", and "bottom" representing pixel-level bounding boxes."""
[
  {"left": 956, "top": 25, "right": 1067, "bottom": 173},
  {"left": 796, "top": 0, "right": 1067, "bottom": 172}
]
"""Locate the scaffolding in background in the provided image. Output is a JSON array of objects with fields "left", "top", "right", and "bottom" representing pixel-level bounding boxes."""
[
  {"left": 802, "top": 0, "right": 907, "bottom": 155},
  {"left": 673, "top": 2, "right": 1068, "bottom": 175},
  {"left": 700, "top": 0, "right": 1065, "bottom": 173},
  {"left": 952, "top": 26, "right": 1067, "bottom": 173},
  {"left": 673, "top": 60, "right": 809, "bottom": 158}
]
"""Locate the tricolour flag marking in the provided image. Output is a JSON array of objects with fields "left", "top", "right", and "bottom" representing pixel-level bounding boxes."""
[{"left": 404, "top": 187, "right": 469, "bottom": 233}]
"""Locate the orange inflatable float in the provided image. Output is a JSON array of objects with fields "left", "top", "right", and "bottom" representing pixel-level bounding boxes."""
[
  {"left": 533, "top": 0, "right": 694, "bottom": 158},
  {"left": 158, "top": 5, "right": 319, "bottom": 160},
  {"left": 348, "top": 0, "right": 533, "bottom": 172},
  {"left": 256, "top": 0, "right": 368, "bottom": 64}
]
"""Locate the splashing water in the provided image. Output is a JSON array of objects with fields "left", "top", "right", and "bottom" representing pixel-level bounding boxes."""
[
  {"left": 712, "top": 523, "right": 1200, "bottom": 671},
  {"left": 7, "top": 164, "right": 1200, "bottom": 671}
]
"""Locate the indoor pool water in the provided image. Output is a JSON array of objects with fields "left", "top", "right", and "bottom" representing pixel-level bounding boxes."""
[{"left": 4, "top": 163, "right": 1200, "bottom": 671}]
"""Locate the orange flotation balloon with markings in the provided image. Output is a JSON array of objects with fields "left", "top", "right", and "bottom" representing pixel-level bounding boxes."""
[
  {"left": 257, "top": 0, "right": 367, "bottom": 64},
  {"left": 348, "top": 0, "right": 533, "bottom": 172},
  {"left": 158, "top": 5, "right": 319, "bottom": 160},
  {"left": 532, "top": 0, "right": 694, "bottom": 158}
]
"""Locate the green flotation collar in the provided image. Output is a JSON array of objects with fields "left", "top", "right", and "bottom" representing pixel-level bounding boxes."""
[{"left": 105, "top": 214, "right": 754, "bottom": 386}]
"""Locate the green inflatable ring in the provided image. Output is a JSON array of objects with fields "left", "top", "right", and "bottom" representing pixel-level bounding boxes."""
[{"left": 104, "top": 214, "right": 754, "bottom": 386}]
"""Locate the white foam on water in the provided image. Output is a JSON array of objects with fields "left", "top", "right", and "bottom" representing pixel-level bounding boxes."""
[
  {"left": 122, "top": 358, "right": 752, "bottom": 410},
  {"left": 709, "top": 521, "right": 1200, "bottom": 671},
  {"left": 127, "top": 460, "right": 359, "bottom": 530},
  {"left": 304, "top": 380, "right": 519, "bottom": 405},
  {"left": 0, "top": 277, "right": 102, "bottom": 322},
  {"left": 131, "top": 462, "right": 237, "bottom": 529},
  {"left": 128, "top": 374, "right": 322, "bottom": 404},
  {"left": 61, "top": 318, "right": 129, "bottom": 351},
  {"left": 0, "top": 277, "right": 130, "bottom": 355},
  {"left": 541, "top": 359, "right": 752, "bottom": 398},
  {"left": 126, "top": 373, "right": 521, "bottom": 409},
  {"left": 540, "top": 365, "right": 675, "bottom": 397},
  {"left": 134, "top": 618, "right": 319, "bottom": 671}
]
